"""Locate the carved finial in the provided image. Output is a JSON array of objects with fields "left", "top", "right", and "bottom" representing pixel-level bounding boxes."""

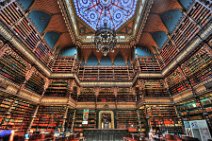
[
  {"left": 95, "top": 87, "right": 100, "bottom": 97},
  {"left": 25, "top": 67, "right": 36, "bottom": 81},
  {"left": 44, "top": 78, "right": 50, "bottom": 90},
  {"left": 0, "top": 44, "right": 11, "bottom": 58}
]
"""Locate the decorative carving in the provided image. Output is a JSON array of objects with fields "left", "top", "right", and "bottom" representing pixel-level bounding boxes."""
[
  {"left": 0, "top": 44, "right": 29, "bottom": 67},
  {"left": 69, "top": 80, "right": 75, "bottom": 92},
  {"left": 113, "top": 87, "right": 118, "bottom": 97},
  {"left": 0, "top": 40, "right": 4, "bottom": 49},
  {"left": 77, "top": 86, "right": 81, "bottom": 95},
  {"left": 0, "top": 79, "right": 8, "bottom": 89},
  {"left": 0, "top": 44, "right": 11, "bottom": 58},
  {"left": 44, "top": 77, "right": 50, "bottom": 90},
  {"left": 25, "top": 67, "right": 36, "bottom": 81},
  {"left": 98, "top": 110, "right": 114, "bottom": 129},
  {"left": 95, "top": 87, "right": 100, "bottom": 97}
]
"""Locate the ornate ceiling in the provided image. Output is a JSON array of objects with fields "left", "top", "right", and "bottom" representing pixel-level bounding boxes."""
[
  {"left": 16, "top": 0, "right": 193, "bottom": 65},
  {"left": 73, "top": 0, "right": 138, "bottom": 31},
  {"left": 59, "top": 0, "right": 148, "bottom": 46}
]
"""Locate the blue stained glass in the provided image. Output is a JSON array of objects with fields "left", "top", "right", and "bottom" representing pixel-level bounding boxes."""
[{"left": 73, "top": 0, "right": 138, "bottom": 30}]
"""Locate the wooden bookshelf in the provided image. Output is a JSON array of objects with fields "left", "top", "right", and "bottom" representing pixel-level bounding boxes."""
[
  {"left": 52, "top": 56, "right": 78, "bottom": 73},
  {"left": 0, "top": 1, "right": 53, "bottom": 65},
  {"left": 166, "top": 46, "right": 211, "bottom": 96},
  {"left": 146, "top": 105, "right": 183, "bottom": 134},
  {"left": 160, "top": 43, "right": 178, "bottom": 68},
  {"left": 65, "top": 109, "right": 75, "bottom": 132},
  {"left": 34, "top": 42, "right": 53, "bottom": 65},
  {"left": 137, "top": 57, "right": 161, "bottom": 73},
  {"left": 25, "top": 71, "right": 45, "bottom": 95},
  {"left": 200, "top": 93, "right": 212, "bottom": 128},
  {"left": 176, "top": 99, "right": 203, "bottom": 121},
  {"left": 98, "top": 88, "right": 115, "bottom": 102},
  {"left": 78, "top": 66, "right": 135, "bottom": 82},
  {"left": 117, "top": 88, "right": 135, "bottom": 102},
  {"left": 137, "top": 109, "right": 148, "bottom": 133},
  {"left": 140, "top": 79, "right": 169, "bottom": 97},
  {"left": 166, "top": 67, "right": 191, "bottom": 95},
  {"left": 160, "top": 1, "right": 210, "bottom": 68},
  {"left": 31, "top": 106, "right": 66, "bottom": 133},
  {"left": 189, "top": 2, "right": 211, "bottom": 27},
  {"left": 169, "top": 80, "right": 191, "bottom": 96},
  {"left": 0, "top": 93, "right": 35, "bottom": 136},
  {"left": 116, "top": 110, "right": 138, "bottom": 129},
  {"left": 181, "top": 46, "right": 212, "bottom": 86},
  {"left": 73, "top": 109, "right": 96, "bottom": 132},
  {"left": 71, "top": 86, "right": 78, "bottom": 101},
  {"left": 78, "top": 88, "right": 96, "bottom": 102},
  {"left": 44, "top": 80, "right": 69, "bottom": 97},
  {"left": 0, "top": 47, "right": 28, "bottom": 85}
]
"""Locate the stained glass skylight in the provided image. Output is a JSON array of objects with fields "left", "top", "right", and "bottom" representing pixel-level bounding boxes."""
[{"left": 73, "top": 0, "right": 138, "bottom": 30}]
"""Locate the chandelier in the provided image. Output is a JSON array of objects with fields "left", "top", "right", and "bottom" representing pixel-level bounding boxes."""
[{"left": 94, "top": 23, "right": 117, "bottom": 56}]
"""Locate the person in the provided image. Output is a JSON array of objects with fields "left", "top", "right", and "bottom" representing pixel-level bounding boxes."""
[
  {"left": 149, "top": 128, "right": 159, "bottom": 141},
  {"left": 79, "top": 133, "right": 85, "bottom": 141}
]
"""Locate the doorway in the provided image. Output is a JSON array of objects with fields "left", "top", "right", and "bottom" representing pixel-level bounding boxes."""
[{"left": 98, "top": 111, "right": 114, "bottom": 129}]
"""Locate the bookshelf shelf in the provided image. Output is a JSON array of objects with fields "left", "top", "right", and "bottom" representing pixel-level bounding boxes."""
[
  {"left": 0, "top": 47, "right": 28, "bottom": 85},
  {"left": 137, "top": 57, "right": 161, "bottom": 73},
  {"left": 0, "top": 93, "right": 36, "bottom": 136},
  {"left": 160, "top": 1, "right": 210, "bottom": 68},
  {"left": 25, "top": 71, "right": 45, "bottom": 95},
  {"left": 0, "top": 2, "right": 53, "bottom": 65},
  {"left": 45, "top": 80, "right": 69, "bottom": 97},
  {"left": 182, "top": 46, "right": 212, "bottom": 87},
  {"left": 73, "top": 110, "right": 96, "bottom": 132},
  {"left": 31, "top": 106, "right": 66, "bottom": 133},
  {"left": 145, "top": 105, "right": 183, "bottom": 134},
  {"left": 78, "top": 66, "right": 135, "bottom": 82},
  {"left": 116, "top": 110, "right": 138, "bottom": 129},
  {"left": 139, "top": 79, "right": 169, "bottom": 97},
  {"left": 52, "top": 57, "right": 78, "bottom": 73}
]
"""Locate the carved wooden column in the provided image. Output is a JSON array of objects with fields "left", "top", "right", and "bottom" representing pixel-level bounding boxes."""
[
  {"left": 0, "top": 44, "right": 10, "bottom": 59},
  {"left": 0, "top": 40, "right": 4, "bottom": 49},
  {"left": 39, "top": 78, "right": 50, "bottom": 103},
  {"left": 136, "top": 109, "right": 142, "bottom": 132},
  {"left": 70, "top": 110, "right": 76, "bottom": 133},
  {"left": 77, "top": 86, "right": 81, "bottom": 102},
  {"left": 131, "top": 87, "right": 136, "bottom": 102},
  {"left": 25, "top": 105, "right": 39, "bottom": 136},
  {"left": 72, "top": 54, "right": 77, "bottom": 72},
  {"left": 95, "top": 87, "right": 100, "bottom": 110},
  {"left": 133, "top": 54, "right": 140, "bottom": 73},
  {"left": 114, "top": 87, "right": 118, "bottom": 109},
  {"left": 138, "top": 80, "right": 144, "bottom": 102},
  {"left": 62, "top": 107, "right": 69, "bottom": 133},
  {"left": 42, "top": 78, "right": 50, "bottom": 97},
  {"left": 68, "top": 80, "right": 74, "bottom": 100}
]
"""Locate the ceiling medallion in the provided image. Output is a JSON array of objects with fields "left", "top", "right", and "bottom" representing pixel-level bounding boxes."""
[
  {"left": 73, "top": 0, "right": 137, "bottom": 30},
  {"left": 73, "top": 0, "right": 138, "bottom": 55}
]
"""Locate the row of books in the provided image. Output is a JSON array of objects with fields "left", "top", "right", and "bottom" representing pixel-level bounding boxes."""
[
  {"left": 160, "top": 1, "right": 210, "bottom": 68},
  {"left": 0, "top": 2, "right": 53, "bottom": 65}
]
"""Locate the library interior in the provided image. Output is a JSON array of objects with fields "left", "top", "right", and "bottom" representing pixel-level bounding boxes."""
[{"left": 0, "top": 0, "right": 211, "bottom": 141}]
